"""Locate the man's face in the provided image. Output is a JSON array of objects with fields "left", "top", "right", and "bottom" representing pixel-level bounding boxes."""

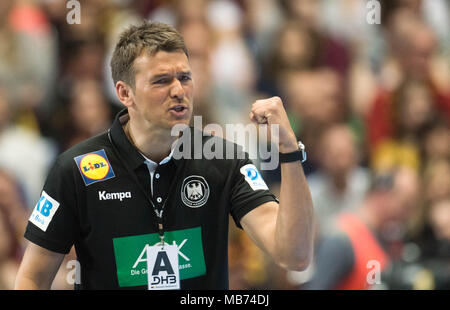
[{"left": 130, "top": 50, "right": 194, "bottom": 130}]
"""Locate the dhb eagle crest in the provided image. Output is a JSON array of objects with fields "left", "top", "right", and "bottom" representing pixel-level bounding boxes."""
[{"left": 181, "top": 176, "right": 209, "bottom": 208}]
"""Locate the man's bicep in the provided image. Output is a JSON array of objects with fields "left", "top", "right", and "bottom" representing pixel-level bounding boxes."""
[
  {"left": 15, "top": 242, "right": 65, "bottom": 289},
  {"left": 240, "top": 201, "right": 279, "bottom": 256}
]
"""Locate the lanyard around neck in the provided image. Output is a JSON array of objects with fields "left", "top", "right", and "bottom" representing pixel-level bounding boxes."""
[{"left": 107, "top": 129, "right": 183, "bottom": 243}]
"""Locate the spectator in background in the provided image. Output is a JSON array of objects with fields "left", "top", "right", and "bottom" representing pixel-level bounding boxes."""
[
  {"left": 0, "top": 86, "right": 57, "bottom": 208},
  {"left": 423, "top": 160, "right": 450, "bottom": 208},
  {"left": 0, "top": 208, "right": 19, "bottom": 289},
  {"left": 262, "top": 66, "right": 348, "bottom": 190},
  {"left": 242, "top": 0, "right": 284, "bottom": 70},
  {"left": 287, "top": 123, "right": 370, "bottom": 288},
  {"left": 280, "top": 0, "right": 319, "bottom": 29},
  {"left": 63, "top": 39, "right": 106, "bottom": 85},
  {"left": 384, "top": 197, "right": 450, "bottom": 290},
  {"left": 63, "top": 78, "right": 112, "bottom": 150},
  {"left": 279, "top": 0, "right": 351, "bottom": 76},
  {"left": 371, "top": 78, "right": 438, "bottom": 173},
  {"left": 427, "top": 199, "right": 450, "bottom": 263},
  {"left": 305, "top": 167, "right": 420, "bottom": 290},
  {"left": 422, "top": 121, "right": 450, "bottom": 164},
  {"left": 279, "top": 68, "right": 347, "bottom": 172},
  {"left": 0, "top": 0, "right": 57, "bottom": 123},
  {"left": 228, "top": 227, "right": 271, "bottom": 290},
  {"left": 178, "top": 18, "right": 217, "bottom": 127},
  {"left": 308, "top": 124, "right": 370, "bottom": 238},
  {"left": 380, "top": 0, "right": 450, "bottom": 54},
  {"left": 320, "top": 0, "right": 382, "bottom": 57},
  {"left": 0, "top": 169, "right": 28, "bottom": 247},
  {"left": 259, "top": 20, "right": 321, "bottom": 96},
  {"left": 258, "top": 5, "right": 351, "bottom": 98},
  {"left": 422, "top": 199, "right": 450, "bottom": 289},
  {"left": 0, "top": 169, "right": 28, "bottom": 289},
  {"left": 206, "top": 0, "right": 258, "bottom": 127},
  {"left": 367, "top": 8, "right": 450, "bottom": 161}
]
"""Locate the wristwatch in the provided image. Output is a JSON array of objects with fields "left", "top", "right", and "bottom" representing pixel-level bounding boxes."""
[{"left": 279, "top": 141, "right": 307, "bottom": 163}]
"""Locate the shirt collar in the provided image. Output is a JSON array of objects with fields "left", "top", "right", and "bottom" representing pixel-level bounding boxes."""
[
  {"left": 140, "top": 147, "right": 175, "bottom": 168},
  {"left": 109, "top": 108, "right": 180, "bottom": 170}
]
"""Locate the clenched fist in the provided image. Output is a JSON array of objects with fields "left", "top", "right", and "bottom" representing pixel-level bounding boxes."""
[{"left": 249, "top": 96, "right": 298, "bottom": 153}]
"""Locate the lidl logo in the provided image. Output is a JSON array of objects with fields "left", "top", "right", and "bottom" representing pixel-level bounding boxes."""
[{"left": 74, "top": 149, "right": 115, "bottom": 186}]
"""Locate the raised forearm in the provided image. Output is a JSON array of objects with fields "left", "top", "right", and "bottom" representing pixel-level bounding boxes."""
[
  {"left": 249, "top": 96, "right": 314, "bottom": 270},
  {"left": 274, "top": 160, "right": 314, "bottom": 271}
]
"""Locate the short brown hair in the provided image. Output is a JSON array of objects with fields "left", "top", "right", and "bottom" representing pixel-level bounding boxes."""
[{"left": 110, "top": 21, "right": 188, "bottom": 87}]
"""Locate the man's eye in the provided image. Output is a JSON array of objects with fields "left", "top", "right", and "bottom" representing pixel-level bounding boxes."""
[
  {"left": 154, "top": 78, "right": 169, "bottom": 84},
  {"left": 179, "top": 75, "right": 191, "bottom": 82}
]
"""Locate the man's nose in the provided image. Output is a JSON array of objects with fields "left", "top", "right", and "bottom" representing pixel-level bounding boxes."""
[{"left": 169, "top": 79, "right": 185, "bottom": 101}]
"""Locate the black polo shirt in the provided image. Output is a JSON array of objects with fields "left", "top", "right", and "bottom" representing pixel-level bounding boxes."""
[{"left": 24, "top": 109, "right": 278, "bottom": 289}]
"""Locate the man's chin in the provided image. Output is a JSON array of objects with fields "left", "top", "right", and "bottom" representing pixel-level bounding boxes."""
[{"left": 166, "top": 118, "right": 192, "bottom": 130}]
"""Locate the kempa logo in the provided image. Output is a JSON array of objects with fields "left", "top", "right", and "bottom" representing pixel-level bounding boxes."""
[{"left": 98, "top": 191, "right": 131, "bottom": 201}]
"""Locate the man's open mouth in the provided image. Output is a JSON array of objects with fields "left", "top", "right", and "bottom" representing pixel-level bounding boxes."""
[{"left": 170, "top": 105, "right": 187, "bottom": 112}]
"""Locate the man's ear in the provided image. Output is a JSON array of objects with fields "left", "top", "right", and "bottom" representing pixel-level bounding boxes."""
[{"left": 115, "top": 81, "right": 134, "bottom": 107}]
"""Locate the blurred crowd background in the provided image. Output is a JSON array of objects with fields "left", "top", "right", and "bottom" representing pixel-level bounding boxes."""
[{"left": 0, "top": 0, "right": 449, "bottom": 290}]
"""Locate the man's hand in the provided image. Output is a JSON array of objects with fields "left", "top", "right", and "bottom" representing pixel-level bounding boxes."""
[{"left": 249, "top": 96, "right": 298, "bottom": 153}]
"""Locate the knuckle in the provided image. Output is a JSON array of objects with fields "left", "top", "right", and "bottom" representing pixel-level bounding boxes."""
[{"left": 272, "top": 96, "right": 282, "bottom": 104}]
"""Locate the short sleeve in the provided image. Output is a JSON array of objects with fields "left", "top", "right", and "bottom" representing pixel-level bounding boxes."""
[
  {"left": 24, "top": 159, "right": 81, "bottom": 254},
  {"left": 229, "top": 156, "right": 278, "bottom": 229}
]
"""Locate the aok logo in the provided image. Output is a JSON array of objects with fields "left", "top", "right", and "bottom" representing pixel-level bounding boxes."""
[
  {"left": 29, "top": 191, "right": 61, "bottom": 232},
  {"left": 132, "top": 239, "right": 190, "bottom": 270},
  {"left": 74, "top": 150, "right": 115, "bottom": 186},
  {"left": 113, "top": 227, "right": 206, "bottom": 287}
]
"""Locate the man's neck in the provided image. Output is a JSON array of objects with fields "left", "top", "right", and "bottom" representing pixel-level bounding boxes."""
[{"left": 124, "top": 120, "right": 176, "bottom": 164}]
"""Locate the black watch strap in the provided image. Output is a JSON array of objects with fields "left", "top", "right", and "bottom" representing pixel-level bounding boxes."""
[
  {"left": 279, "top": 150, "right": 303, "bottom": 163},
  {"left": 279, "top": 141, "right": 307, "bottom": 163}
]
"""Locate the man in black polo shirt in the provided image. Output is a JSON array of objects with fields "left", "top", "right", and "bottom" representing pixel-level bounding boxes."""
[{"left": 15, "top": 21, "right": 314, "bottom": 290}]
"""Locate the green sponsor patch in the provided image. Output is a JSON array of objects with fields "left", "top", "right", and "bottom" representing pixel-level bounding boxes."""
[{"left": 113, "top": 227, "right": 206, "bottom": 287}]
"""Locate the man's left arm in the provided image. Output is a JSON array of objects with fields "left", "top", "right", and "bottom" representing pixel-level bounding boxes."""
[{"left": 240, "top": 96, "right": 314, "bottom": 271}]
